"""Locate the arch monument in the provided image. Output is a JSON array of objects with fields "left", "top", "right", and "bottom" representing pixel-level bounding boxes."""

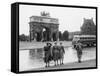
[{"left": 29, "top": 12, "right": 59, "bottom": 42}]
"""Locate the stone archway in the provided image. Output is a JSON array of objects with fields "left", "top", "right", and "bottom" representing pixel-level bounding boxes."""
[{"left": 29, "top": 12, "right": 59, "bottom": 42}]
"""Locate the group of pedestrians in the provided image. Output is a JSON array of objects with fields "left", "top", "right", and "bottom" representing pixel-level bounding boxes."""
[
  {"left": 43, "top": 42, "right": 65, "bottom": 67},
  {"left": 43, "top": 41, "right": 83, "bottom": 67}
]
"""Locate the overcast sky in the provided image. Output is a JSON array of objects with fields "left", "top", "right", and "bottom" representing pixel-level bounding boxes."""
[{"left": 19, "top": 5, "right": 96, "bottom": 35}]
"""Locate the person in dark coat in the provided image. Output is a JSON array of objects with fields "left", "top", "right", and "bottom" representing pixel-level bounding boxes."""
[
  {"left": 75, "top": 42, "right": 83, "bottom": 63},
  {"left": 43, "top": 43, "right": 52, "bottom": 67},
  {"left": 52, "top": 42, "right": 59, "bottom": 66},
  {"left": 59, "top": 42, "right": 65, "bottom": 65}
]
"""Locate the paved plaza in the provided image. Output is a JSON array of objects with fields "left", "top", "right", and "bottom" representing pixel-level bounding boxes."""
[
  {"left": 19, "top": 42, "right": 96, "bottom": 71},
  {"left": 31, "top": 59, "right": 96, "bottom": 71}
]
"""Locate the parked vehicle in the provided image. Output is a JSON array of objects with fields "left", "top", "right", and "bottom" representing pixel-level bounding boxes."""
[{"left": 72, "top": 35, "right": 96, "bottom": 48}]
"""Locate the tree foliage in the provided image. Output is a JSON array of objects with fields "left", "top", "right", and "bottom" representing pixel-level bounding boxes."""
[
  {"left": 19, "top": 34, "right": 29, "bottom": 41},
  {"left": 62, "top": 30, "right": 69, "bottom": 41}
]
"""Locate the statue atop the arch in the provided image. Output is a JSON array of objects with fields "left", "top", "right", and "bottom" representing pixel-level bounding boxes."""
[
  {"left": 29, "top": 12, "right": 59, "bottom": 42},
  {"left": 41, "top": 11, "right": 50, "bottom": 17}
]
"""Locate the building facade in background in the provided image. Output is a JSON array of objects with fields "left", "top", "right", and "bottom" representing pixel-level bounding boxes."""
[{"left": 81, "top": 18, "right": 96, "bottom": 35}]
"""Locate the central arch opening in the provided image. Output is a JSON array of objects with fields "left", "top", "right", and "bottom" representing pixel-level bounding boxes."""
[{"left": 43, "top": 28, "right": 51, "bottom": 41}]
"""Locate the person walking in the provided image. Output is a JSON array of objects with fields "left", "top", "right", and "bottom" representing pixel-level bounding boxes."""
[{"left": 75, "top": 42, "right": 83, "bottom": 63}]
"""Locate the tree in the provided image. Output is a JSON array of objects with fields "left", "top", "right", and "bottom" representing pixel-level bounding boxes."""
[
  {"left": 81, "top": 18, "right": 96, "bottom": 35},
  {"left": 62, "top": 30, "right": 69, "bottom": 41},
  {"left": 19, "top": 34, "right": 29, "bottom": 41}
]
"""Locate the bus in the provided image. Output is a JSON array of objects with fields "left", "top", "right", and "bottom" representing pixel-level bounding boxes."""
[{"left": 72, "top": 35, "right": 96, "bottom": 48}]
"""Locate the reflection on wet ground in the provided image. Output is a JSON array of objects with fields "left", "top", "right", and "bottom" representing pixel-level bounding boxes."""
[{"left": 19, "top": 47, "right": 96, "bottom": 71}]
